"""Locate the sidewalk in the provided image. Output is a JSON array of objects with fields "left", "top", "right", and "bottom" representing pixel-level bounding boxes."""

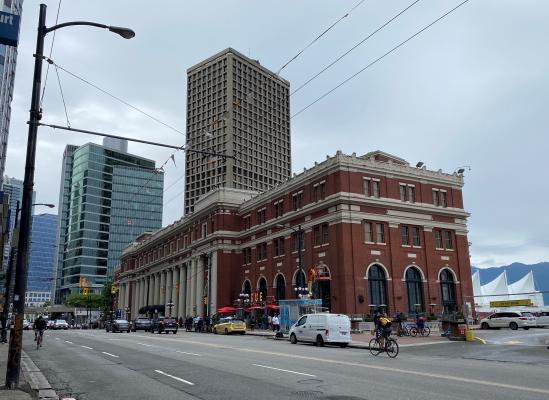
[{"left": 0, "top": 333, "right": 58, "bottom": 399}]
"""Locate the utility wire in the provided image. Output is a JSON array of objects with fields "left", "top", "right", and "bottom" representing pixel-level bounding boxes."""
[
  {"left": 276, "top": 0, "right": 368, "bottom": 74},
  {"left": 40, "top": 0, "right": 62, "bottom": 107},
  {"left": 291, "top": 0, "right": 422, "bottom": 96},
  {"left": 54, "top": 65, "right": 71, "bottom": 127},
  {"left": 291, "top": 0, "right": 471, "bottom": 119}
]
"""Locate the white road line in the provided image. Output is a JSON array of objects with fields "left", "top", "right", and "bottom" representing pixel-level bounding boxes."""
[
  {"left": 80, "top": 345, "right": 93, "bottom": 350},
  {"left": 55, "top": 337, "right": 60, "bottom": 341},
  {"left": 101, "top": 351, "right": 119, "bottom": 358},
  {"left": 137, "top": 342, "right": 154, "bottom": 347},
  {"left": 176, "top": 350, "right": 201, "bottom": 356},
  {"left": 252, "top": 364, "right": 316, "bottom": 377},
  {"left": 154, "top": 370, "right": 194, "bottom": 386},
  {"left": 65, "top": 340, "right": 74, "bottom": 344}
]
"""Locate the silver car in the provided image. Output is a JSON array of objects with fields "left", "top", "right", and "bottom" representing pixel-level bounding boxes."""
[{"left": 480, "top": 311, "right": 536, "bottom": 330}]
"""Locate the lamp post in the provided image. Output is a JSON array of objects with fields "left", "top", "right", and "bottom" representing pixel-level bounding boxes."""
[
  {"left": 238, "top": 293, "right": 249, "bottom": 320},
  {"left": 125, "top": 306, "right": 130, "bottom": 321},
  {"left": 276, "top": 223, "right": 306, "bottom": 298},
  {"left": 166, "top": 301, "right": 174, "bottom": 318},
  {"left": 5, "top": 4, "right": 134, "bottom": 388}
]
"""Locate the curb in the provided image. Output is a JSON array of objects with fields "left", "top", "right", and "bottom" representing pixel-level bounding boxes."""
[{"left": 20, "top": 351, "right": 58, "bottom": 400}]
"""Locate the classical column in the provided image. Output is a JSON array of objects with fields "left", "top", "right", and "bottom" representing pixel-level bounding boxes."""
[
  {"left": 153, "top": 273, "right": 159, "bottom": 305},
  {"left": 189, "top": 259, "right": 196, "bottom": 315},
  {"left": 160, "top": 271, "right": 166, "bottom": 308},
  {"left": 210, "top": 252, "right": 218, "bottom": 316},
  {"left": 124, "top": 282, "right": 130, "bottom": 313},
  {"left": 141, "top": 278, "right": 147, "bottom": 309},
  {"left": 118, "top": 283, "right": 125, "bottom": 311},
  {"left": 196, "top": 257, "right": 205, "bottom": 317},
  {"left": 132, "top": 280, "right": 138, "bottom": 319},
  {"left": 179, "top": 265, "right": 186, "bottom": 318},
  {"left": 185, "top": 262, "right": 192, "bottom": 316},
  {"left": 165, "top": 269, "right": 173, "bottom": 315},
  {"left": 172, "top": 267, "right": 179, "bottom": 318}
]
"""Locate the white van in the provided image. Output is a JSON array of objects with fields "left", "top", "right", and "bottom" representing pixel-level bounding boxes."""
[{"left": 289, "top": 313, "right": 351, "bottom": 347}]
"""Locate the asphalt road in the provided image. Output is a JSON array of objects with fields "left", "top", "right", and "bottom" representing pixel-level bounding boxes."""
[{"left": 23, "top": 329, "right": 549, "bottom": 400}]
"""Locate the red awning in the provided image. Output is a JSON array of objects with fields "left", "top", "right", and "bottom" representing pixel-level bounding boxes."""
[
  {"left": 217, "top": 306, "right": 238, "bottom": 313},
  {"left": 245, "top": 306, "right": 263, "bottom": 312},
  {"left": 267, "top": 304, "right": 280, "bottom": 310}
]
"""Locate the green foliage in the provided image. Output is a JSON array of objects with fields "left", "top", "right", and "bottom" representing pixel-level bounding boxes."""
[{"left": 64, "top": 293, "right": 102, "bottom": 308}]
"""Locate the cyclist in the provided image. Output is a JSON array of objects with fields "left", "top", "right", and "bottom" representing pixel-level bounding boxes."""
[
  {"left": 34, "top": 315, "right": 47, "bottom": 347},
  {"left": 377, "top": 313, "right": 393, "bottom": 348},
  {"left": 416, "top": 314, "right": 426, "bottom": 335}
]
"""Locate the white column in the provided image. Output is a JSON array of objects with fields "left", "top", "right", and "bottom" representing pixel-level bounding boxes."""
[
  {"left": 153, "top": 273, "right": 159, "bottom": 305},
  {"left": 179, "top": 265, "right": 187, "bottom": 318},
  {"left": 124, "top": 282, "right": 130, "bottom": 313},
  {"left": 196, "top": 257, "right": 204, "bottom": 317},
  {"left": 118, "top": 284, "right": 125, "bottom": 310},
  {"left": 172, "top": 267, "right": 179, "bottom": 318},
  {"left": 132, "top": 280, "right": 138, "bottom": 318},
  {"left": 185, "top": 262, "right": 192, "bottom": 316},
  {"left": 165, "top": 269, "right": 172, "bottom": 315},
  {"left": 210, "top": 252, "right": 218, "bottom": 316},
  {"left": 189, "top": 259, "right": 196, "bottom": 315},
  {"left": 135, "top": 280, "right": 141, "bottom": 316},
  {"left": 141, "top": 278, "right": 147, "bottom": 308}
]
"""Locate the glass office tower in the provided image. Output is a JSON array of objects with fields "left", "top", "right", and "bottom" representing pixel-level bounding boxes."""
[{"left": 54, "top": 141, "right": 163, "bottom": 302}]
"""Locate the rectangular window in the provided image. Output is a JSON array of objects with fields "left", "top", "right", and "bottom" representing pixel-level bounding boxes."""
[
  {"left": 273, "top": 200, "right": 284, "bottom": 218},
  {"left": 445, "top": 231, "right": 453, "bottom": 249},
  {"left": 372, "top": 180, "right": 380, "bottom": 198},
  {"left": 322, "top": 223, "right": 329, "bottom": 244},
  {"left": 312, "top": 184, "right": 319, "bottom": 202},
  {"left": 258, "top": 243, "right": 267, "bottom": 260},
  {"left": 435, "top": 230, "right": 443, "bottom": 249},
  {"left": 292, "top": 192, "right": 303, "bottom": 210},
  {"left": 319, "top": 182, "right": 326, "bottom": 200},
  {"left": 441, "top": 191, "right": 447, "bottom": 208},
  {"left": 274, "top": 237, "right": 285, "bottom": 256},
  {"left": 432, "top": 190, "right": 439, "bottom": 206},
  {"left": 399, "top": 184, "right": 407, "bottom": 201},
  {"left": 376, "top": 223, "right": 385, "bottom": 243},
  {"left": 257, "top": 209, "right": 266, "bottom": 224},
  {"left": 412, "top": 227, "right": 421, "bottom": 246},
  {"left": 292, "top": 232, "right": 304, "bottom": 252},
  {"left": 363, "top": 178, "right": 370, "bottom": 197},
  {"left": 408, "top": 186, "right": 415, "bottom": 203},
  {"left": 313, "top": 226, "right": 321, "bottom": 246},
  {"left": 401, "top": 226, "right": 410, "bottom": 246},
  {"left": 202, "top": 223, "right": 207, "bottom": 238},
  {"left": 243, "top": 215, "right": 251, "bottom": 230},
  {"left": 364, "top": 222, "right": 373, "bottom": 242}
]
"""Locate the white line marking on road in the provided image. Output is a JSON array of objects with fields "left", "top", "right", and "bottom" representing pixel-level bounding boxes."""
[
  {"left": 55, "top": 338, "right": 60, "bottom": 341},
  {"left": 137, "top": 342, "right": 154, "bottom": 347},
  {"left": 65, "top": 340, "right": 73, "bottom": 344},
  {"left": 252, "top": 364, "right": 316, "bottom": 377},
  {"left": 101, "top": 351, "right": 119, "bottom": 358},
  {"left": 80, "top": 345, "right": 93, "bottom": 350},
  {"left": 176, "top": 350, "right": 201, "bottom": 356},
  {"left": 154, "top": 369, "right": 194, "bottom": 386}
]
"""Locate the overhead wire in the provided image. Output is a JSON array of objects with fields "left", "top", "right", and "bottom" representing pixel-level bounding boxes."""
[
  {"left": 291, "top": 0, "right": 471, "bottom": 119},
  {"left": 54, "top": 65, "right": 71, "bottom": 127},
  {"left": 40, "top": 0, "right": 62, "bottom": 107},
  {"left": 276, "top": 0, "right": 368, "bottom": 74},
  {"left": 291, "top": 0, "right": 422, "bottom": 96}
]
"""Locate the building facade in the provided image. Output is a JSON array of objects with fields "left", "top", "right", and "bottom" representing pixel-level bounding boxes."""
[
  {"left": 2, "top": 175, "right": 22, "bottom": 269},
  {"left": 25, "top": 213, "right": 57, "bottom": 307},
  {"left": 0, "top": 0, "right": 23, "bottom": 180},
  {"left": 185, "top": 48, "right": 291, "bottom": 214},
  {"left": 54, "top": 139, "right": 164, "bottom": 303},
  {"left": 117, "top": 151, "right": 473, "bottom": 320}
]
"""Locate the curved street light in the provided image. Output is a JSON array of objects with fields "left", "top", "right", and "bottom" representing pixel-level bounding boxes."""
[{"left": 6, "top": 3, "right": 134, "bottom": 388}]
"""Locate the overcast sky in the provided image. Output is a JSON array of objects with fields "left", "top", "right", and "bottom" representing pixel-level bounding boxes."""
[{"left": 5, "top": 0, "right": 548, "bottom": 268}]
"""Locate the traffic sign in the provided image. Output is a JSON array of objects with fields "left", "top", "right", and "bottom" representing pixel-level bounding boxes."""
[{"left": 0, "top": 12, "right": 20, "bottom": 47}]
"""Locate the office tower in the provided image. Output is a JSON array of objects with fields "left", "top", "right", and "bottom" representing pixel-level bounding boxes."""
[
  {"left": 0, "top": 0, "right": 23, "bottom": 179},
  {"left": 53, "top": 139, "right": 163, "bottom": 303},
  {"left": 25, "top": 213, "right": 57, "bottom": 307},
  {"left": 2, "top": 175, "right": 22, "bottom": 269},
  {"left": 184, "top": 48, "right": 291, "bottom": 213}
]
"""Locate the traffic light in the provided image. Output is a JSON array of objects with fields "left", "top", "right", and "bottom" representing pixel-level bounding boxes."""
[
  {"left": 203, "top": 296, "right": 207, "bottom": 305},
  {"left": 111, "top": 285, "right": 117, "bottom": 295},
  {"left": 82, "top": 288, "right": 89, "bottom": 296}
]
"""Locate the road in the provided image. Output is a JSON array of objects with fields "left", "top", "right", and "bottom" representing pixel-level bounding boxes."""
[{"left": 24, "top": 329, "right": 549, "bottom": 400}]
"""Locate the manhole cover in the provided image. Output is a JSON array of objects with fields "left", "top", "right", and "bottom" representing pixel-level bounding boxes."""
[{"left": 292, "top": 391, "right": 324, "bottom": 399}]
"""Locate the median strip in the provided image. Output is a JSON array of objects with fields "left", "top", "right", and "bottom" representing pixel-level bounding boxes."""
[
  {"left": 252, "top": 364, "right": 316, "bottom": 377},
  {"left": 101, "top": 351, "right": 119, "bottom": 358},
  {"left": 154, "top": 369, "right": 194, "bottom": 386}
]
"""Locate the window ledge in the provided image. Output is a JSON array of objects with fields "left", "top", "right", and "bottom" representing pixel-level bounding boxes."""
[
  {"left": 435, "top": 247, "right": 444, "bottom": 251},
  {"left": 412, "top": 245, "right": 422, "bottom": 249},
  {"left": 445, "top": 248, "right": 454, "bottom": 252},
  {"left": 364, "top": 241, "right": 375, "bottom": 245},
  {"left": 321, "top": 243, "right": 329, "bottom": 247},
  {"left": 401, "top": 245, "right": 411, "bottom": 248}
]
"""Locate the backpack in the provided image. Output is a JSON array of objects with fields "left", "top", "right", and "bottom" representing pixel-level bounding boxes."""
[{"left": 379, "top": 317, "right": 392, "bottom": 327}]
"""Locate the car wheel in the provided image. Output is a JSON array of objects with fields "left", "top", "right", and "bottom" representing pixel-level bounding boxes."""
[
  {"left": 225, "top": 328, "right": 229, "bottom": 335},
  {"left": 105, "top": 328, "right": 109, "bottom": 332},
  {"left": 509, "top": 322, "right": 518, "bottom": 330},
  {"left": 339, "top": 343, "right": 348, "bottom": 348},
  {"left": 481, "top": 322, "right": 489, "bottom": 330},
  {"left": 213, "top": 328, "right": 217, "bottom": 334},
  {"left": 316, "top": 335, "right": 325, "bottom": 347},
  {"left": 524, "top": 327, "right": 530, "bottom": 330},
  {"left": 173, "top": 330, "right": 177, "bottom": 334},
  {"left": 290, "top": 333, "right": 297, "bottom": 344}
]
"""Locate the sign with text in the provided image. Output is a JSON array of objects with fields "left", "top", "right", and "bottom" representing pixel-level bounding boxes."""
[
  {"left": 489, "top": 299, "right": 532, "bottom": 308},
  {"left": 0, "top": 12, "right": 20, "bottom": 47}
]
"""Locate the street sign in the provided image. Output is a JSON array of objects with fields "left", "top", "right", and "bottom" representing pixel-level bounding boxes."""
[
  {"left": 0, "top": 12, "right": 20, "bottom": 47},
  {"left": 489, "top": 299, "right": 532, "bottom": 308}
]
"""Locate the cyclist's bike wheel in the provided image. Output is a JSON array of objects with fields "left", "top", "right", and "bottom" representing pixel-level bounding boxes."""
[
  {"left": 421, "top": 326, "right": 431, "bottom": 336},
  {"left": 385, "top": 338, "right": 399, "bottom": 358},
  {"left": 369, "top": 338, "right": 381, "bottom": 356},
  {"left": 409, "top": 327, "right": 418, "bottom": 337}
]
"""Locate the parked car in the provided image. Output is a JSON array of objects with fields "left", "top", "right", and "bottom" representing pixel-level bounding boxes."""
[
  {"left": 480, "top": 311, "right": 537, "bottom": 330},
  {"left": 150, "top": 317, "right": 178, "bottom": 334},
  {"left": 535, "top": 311, "right": 549, "bottom": 328},
  {"left": 23, "top": 320, "right": 30, "bottom": 330},
  {"left": 132, "top": 317, "right": 151, "bottom": 332},
  {"left": 289, "top": 313, "right": 351, "bottom": 347},
  {"left": 47, "top": 320, "right": 55, "bottom": 330},
  {"left": 105, "top": 319, "right": 131, "bottom": 333},
  {"left": 213, "top": 317, "right": 246, "bottom": 335},
  {"left": 53, "top": 319, "right": 69, "bottom": 330}
]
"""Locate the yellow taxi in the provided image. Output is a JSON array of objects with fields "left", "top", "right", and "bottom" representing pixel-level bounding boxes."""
[{"left": 213, "top": 317, "right": 246, "bottom": 335}]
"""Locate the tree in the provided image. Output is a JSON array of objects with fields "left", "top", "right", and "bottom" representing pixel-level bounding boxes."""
[
  {"left": 64, "top": 293, "right": 102, "bottom": 308},
  {"left": 41, "top": 300, "right": 51, "bottom": 308}
]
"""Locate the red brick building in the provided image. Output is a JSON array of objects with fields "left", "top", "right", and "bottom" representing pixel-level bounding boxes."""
[{"left": 116, "top": 151, "right": 473, "bottom": 320}]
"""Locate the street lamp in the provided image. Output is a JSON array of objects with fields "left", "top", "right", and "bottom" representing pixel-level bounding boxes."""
[
  {"left": 6, "top": 4, "right": 134, "bottom": 388},
  {"left": 238, "top": 293, "right": 249, "bottom": 320},
  {"left": 166, "top": 301, "right": 174, "bottom": 318},
  {"left": 125, "top": 306, "right": 130, "bottom": 321},
  {"left": 276, "top": 223, "right": 306, "bottom": 298}
]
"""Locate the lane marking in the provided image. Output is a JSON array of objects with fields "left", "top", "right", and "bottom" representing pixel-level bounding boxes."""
[
  {"left": 134, "top": 336, "right": 549, "bottom": 396},
  {"left": 504, "top": 341, "right": 524, "bottom": 345},
  {"left": 65, "top": 340, "right": 74, "bottom": 344},
  {"left": 101, "top": 351, "right": 119, "bottom": 358},
  {"left": 176, "top": 350, "right": 201, "bottom": 356},
  {"left": 137, "top": 342, "right": 154, "bottom": 347},
  {"left": 475, "top": 337, "right": 487, "bottom": 344},
  {"left": 253, "top": 364, "right": 316, "bottom": 377},
  {"left": 55, "top": 338, "right": 60, "bottom": 341},
  {"left": 154, "top": 369, "right": 194, "bottom": 386},
  {"left": 81, "top": 345, "right": 93, "bottom": 350}
]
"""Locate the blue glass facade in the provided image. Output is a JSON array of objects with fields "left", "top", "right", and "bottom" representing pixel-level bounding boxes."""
[
  {"left": 28, "top": 213, "right": 57, "bottom": 293},
  {"left": 55, "top": 143, "right": 163, "bottom": 302}
]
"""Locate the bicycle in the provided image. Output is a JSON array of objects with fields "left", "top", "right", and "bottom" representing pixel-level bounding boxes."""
[
  {"left": 369, "top": 330, "right": 399, "bottom": 358},
  {"left": 36, "top": 329, "right": 44, "bottom": 350},
  {"left": 409, "top": 324, "right": 431, "bottom": 337}
]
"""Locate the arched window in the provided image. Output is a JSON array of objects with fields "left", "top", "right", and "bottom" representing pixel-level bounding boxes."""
[
  {"left": 368, "top": 265, "right": 388, "bottom": 309},
  {"left": 243, "top": 280, "right": 252, "bottom": 296},
  {"left": 258, "top": 277, "right": 268, "bottom": 302},
  {"left": 294, "top": 270, "right": 306, "bottom": 298},
  {"left": 440, "top": 268, "right": 456, "bottom": 313},
  {"left": 275, "top": 274, "right": 286, "bottom": 301},
  {"left": 406, "top": 267, "right": 424, "bottom": 314}
]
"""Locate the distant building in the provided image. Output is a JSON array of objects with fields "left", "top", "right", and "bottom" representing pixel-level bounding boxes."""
[
  {"left": 25, "top": 213, "right": 57, "bottom": 308},
  {"left": 53, "top": 139, "right": 164, "bottom": 303},
  {"left": 0, "top": 0, "right": 23, "bottom": 179},
  {"left": 184, "top": 48, "right": 291, "bottom": 214}
]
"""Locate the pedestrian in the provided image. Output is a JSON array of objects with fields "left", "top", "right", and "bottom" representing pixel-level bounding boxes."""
[
  {"left": 178, "top": 316, "right": 183, "bottom": 328},
  {"left": 272, "top": 314, "right": 280, "bottom": 332},
  {"left": 262, "top": 314, "right": 268, "bottom": 330},
  {"left": 268, "top": 314, "right": 272, "bottom": 330}
]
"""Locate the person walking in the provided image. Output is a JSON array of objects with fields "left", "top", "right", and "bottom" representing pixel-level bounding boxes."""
[{"left": 272, "top": 314, "right": 280, "bottom": 332}]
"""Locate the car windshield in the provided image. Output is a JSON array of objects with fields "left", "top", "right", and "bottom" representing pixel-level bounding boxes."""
[
  {"left": 115, "top": 320, "right": 128, "bottom": 323},
  {"left": 521, "top": 312, "right": 534, "bottom": 317},
  {"left": 56, "top": 320, "right": 66, "bottom": 323}
]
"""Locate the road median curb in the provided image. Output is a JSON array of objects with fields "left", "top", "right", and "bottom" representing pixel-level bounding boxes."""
[{"left": 21, "top": 351, "right": 58, "bottom": 400}]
